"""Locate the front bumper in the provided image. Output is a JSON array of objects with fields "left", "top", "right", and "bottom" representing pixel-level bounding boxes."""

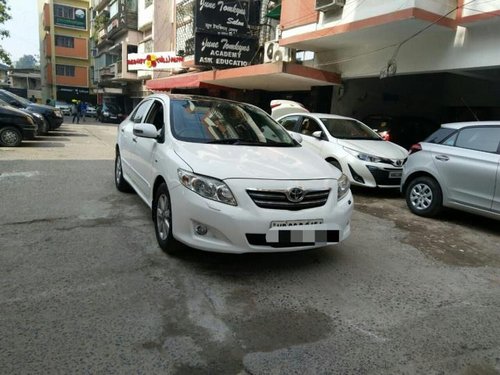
[
  {"left": 21, "top": 125, "right": 38, "bottom": 140},
  {"left": 169, "top": 178, "right": 353, "bottom": 254},
  {"left": 340, "top": 156, "right": 403, "bottom": 188}
]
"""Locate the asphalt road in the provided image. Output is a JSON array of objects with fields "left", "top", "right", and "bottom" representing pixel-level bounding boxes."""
[{"left": 1, "top": 121, "right": 499, "bottom": 374}]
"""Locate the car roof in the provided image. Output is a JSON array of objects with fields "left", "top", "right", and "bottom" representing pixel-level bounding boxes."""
[{"left": 442, "top": 121, "right": 500, "bottom": 129}]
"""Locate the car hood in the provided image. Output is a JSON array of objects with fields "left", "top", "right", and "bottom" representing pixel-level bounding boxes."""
[
  {"left": 174, "top": 142, "right": 340, "bottom": 180},
  {"left": 338, "top": 139, "right": 408, "bottom": 159},
  {"left": 27, "top": 103, "right": 56, "bottom": 112}
]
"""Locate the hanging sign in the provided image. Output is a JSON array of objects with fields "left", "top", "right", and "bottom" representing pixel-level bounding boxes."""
[
  {"left": 195, "top": 32, "right": 258, "bottom": 68},
  {"left": 195, "top": 0, "right": 251, "bottom": 36},
  {"left": 127, "top": 52, "right": 185, "bottom": 70}
]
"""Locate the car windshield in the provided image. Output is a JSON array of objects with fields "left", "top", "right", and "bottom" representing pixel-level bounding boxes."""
[
  {"left": 104, "top": 103, "right": 121, "bottom": 113},
  {"left": 170, "top": 98, "right": 297, "bottom": 147},
  {"left": 320, "top": 118, "right": 382, "bottom": 140},
  {"left": 56, "top": 101, "right": 69, "bottom": 107},
  {"left": 1, "top": 90, "right": 31, "bottom": 106}
]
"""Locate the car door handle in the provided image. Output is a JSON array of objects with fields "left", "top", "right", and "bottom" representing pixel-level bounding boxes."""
[
  {"left": 132, "top": 138, "right": 137, "bottom": 143},
  {"left": 121, "top": 128, "right": 124, "bottom": 133},
  {"left": 435, "top": 155, "right": 449, "bottom": 161}
]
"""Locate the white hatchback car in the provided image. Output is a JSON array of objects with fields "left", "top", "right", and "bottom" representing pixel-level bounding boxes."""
[
  {"left": 115, "top": 94, "right": 354, "bottom": 254},
  {"left": 277, "top": 113, "right": 409, "bottom": 188}
]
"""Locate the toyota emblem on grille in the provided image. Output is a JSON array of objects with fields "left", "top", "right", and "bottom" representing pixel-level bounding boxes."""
[
  {"left": 286, "top": 187, "right": 305, "bottom": 203},
  {"left": 393, "top": 159, "right": 403, "bottom": 167}
]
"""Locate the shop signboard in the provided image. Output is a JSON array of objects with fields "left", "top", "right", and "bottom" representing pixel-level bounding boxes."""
[
  {"left": 195, "top": 0, "right": 251, "bottom": 36},
  {"left": 194, "top": 32, "right": 258, "bottom": 68},
  {"left": 54, "top": 4, "right": 87, "bottom": 30},
  {"left": 57, "top": 86, "right": 90, "bottom": 95},
  {"left": 127, "top": 52, "right": 185, "bottom": 71}
]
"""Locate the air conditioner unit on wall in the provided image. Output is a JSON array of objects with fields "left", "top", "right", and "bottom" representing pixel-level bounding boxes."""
[
  {"left": 264, "top": 41, "right": 295, "bottom": 64},
  {"left": 315, "top": 0, "right": 346, "bottom": 12}
]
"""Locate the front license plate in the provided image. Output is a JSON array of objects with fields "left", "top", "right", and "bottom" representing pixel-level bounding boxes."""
[
  {"left": 270, "top": 219, "right": 323, "bottom": 228},
  {"left": 266, "top": 229, "right": 340, "bottom": 244},
  {"left": 389, "top": 171, "right": 402, "bottom": 179}
]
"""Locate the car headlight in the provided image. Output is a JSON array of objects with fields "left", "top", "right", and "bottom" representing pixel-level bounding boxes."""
[
  {"left": 32, "top": 113, "right": 43, "bottom": 119},
  {"left": 177, "top": 169, "right": 237, "bottom": 206},
  {"left": 343, "top": 147, "right": 382, "bottom": 163},
  {"left": 337, "top": 173, "right": 350, "bottom": 200},
  {"left": 103, "top": 111, "right": 110, "bottom": 116}
]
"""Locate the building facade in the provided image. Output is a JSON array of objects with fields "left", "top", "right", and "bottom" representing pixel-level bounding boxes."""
[{"left": 39, "top": 0, "right": 93, "bottom": 104}]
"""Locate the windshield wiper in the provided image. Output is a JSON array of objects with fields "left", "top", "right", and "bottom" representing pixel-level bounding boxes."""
[{"left": 205, "top": 139, "right": 245, "bottom": 144}]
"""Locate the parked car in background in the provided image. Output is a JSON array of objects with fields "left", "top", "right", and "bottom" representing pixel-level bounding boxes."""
[
  {"left": 115, "top": 94, "right": 353, "bottom": 253},
  {"left": 363, "top": 115, "right": 440, "bottom": 150},
  {"left": 401, "top": 122, "right": 500, "bottom": 220},
  {"left": 0, "top": 98, "right": 48, "bottom": 134},
  {"left": 277, "top": 112, "right": 408, "bottom": 188},
  {"left": 97, "top": 103, "right": 126, "bottom": 123},
  {"left": 55, "top": 101, "right": 71, "bottom": 116},
  {"left": 86, "top": 105, "right": 97, "bottom": 117},
  {"left": 0, "top": 100, "right": 38, "bottom": 147},
  {"left": 0, "top": 89, "right": 63, "bottom": 130}
]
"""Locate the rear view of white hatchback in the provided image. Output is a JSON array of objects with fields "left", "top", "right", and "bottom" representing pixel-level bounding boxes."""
[{"left": 115, "top": 94, "right": 354, "bottom": 254}]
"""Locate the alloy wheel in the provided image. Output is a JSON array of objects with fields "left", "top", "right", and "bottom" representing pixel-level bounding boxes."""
[
  {"left": 115, "top": 156, "right": 122, "bottom": 184},
  {"left": 1, "top": 129, "right": 21, "bottom": 146},
  {"left": 410, "top": 183, "right": 433, "bottom": 210},
  {"left": 156, "top": 194, "right": 171, "bottom": 241}
]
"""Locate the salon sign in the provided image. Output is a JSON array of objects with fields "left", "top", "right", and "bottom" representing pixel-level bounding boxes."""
[{"left": 127, "top": 52, "right": 184, "bottom": 71}]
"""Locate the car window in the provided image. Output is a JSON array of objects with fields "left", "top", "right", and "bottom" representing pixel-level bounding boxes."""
[
  {"left": 298, "top": 117, "right": 322, "bottom": 136},
  {"left": 442, "top": 132, "right": 458, "bottom": 146},
  {"left": 130, "top": 100, "right": 151, "bottom": 123},
  {"left": 454, "top": 127, "right": 500, "bottom": 153},
  {"left": 425, "top": 128, "right": 456, "bottom": 144},
  {"left": 278, "top": 115, "right": 300, "bottom": 131},
  {"left": 170, "top": 98, "right": 296, "bottom": 147},
  {"left": 144, "top": 100, "right": 164, "bottom": 131},
  {"left": 320, "top": 118, "right": 381, "bottom": 140}
]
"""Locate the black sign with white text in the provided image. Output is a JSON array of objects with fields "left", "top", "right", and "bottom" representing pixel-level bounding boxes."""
[
  {"left": 195, "top": 0, "right": 251, "bottom": 36},
  {"left": 195, "top": 32, "right": 258, "bottom": 68}
]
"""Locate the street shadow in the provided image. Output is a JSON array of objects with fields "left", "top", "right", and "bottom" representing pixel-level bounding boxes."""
[
  {"left": 351, "top": 186, "right": 402, "bottom": 200},
  {"left": 169, "top": 242, "right": 345, "bottom": 278},
  {"left": 21, "top": 141, "right": 65, "bottom": 148},
  {"left": 48, "top": 131, "right": 88, "bottom": 137},
  {"left": 34, "top": 136, "right": 71, "bottom": 142}
]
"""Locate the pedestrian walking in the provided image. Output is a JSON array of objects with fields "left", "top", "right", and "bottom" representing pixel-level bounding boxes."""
[
  {"left": 71, "top": 101, "right": 80, "bottom": 124},
  {"left": 81, "top": 101, "right": 87, "bottom": 122},
  {"left": 30, "top": 94, "right": 37, "bottom": 103}
]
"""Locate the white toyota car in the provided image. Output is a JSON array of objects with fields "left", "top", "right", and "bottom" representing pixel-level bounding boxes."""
[
  {"left": 115, "top": 94, "right": 353, "bottom": 254},
  {"left": 276, "top": 112, "right": 409, "bottom": 188}
]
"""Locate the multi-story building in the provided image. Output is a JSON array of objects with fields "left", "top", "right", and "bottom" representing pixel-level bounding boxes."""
[
  {"left": 38, "top": 0, "right": 93, "bottom": 104},
  {"left": 7, "top": 68, "right": 43, "bottom": 103},
  {"left": 91, "top": 0, "right": 143, "bottom": 112},
  {"left": 144, "top": 0, "right": 500, "bottom": 123}
]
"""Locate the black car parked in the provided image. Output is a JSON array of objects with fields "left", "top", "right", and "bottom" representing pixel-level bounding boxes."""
[
  {"left": 96, "top": 103, "right": 126, "bottom": 123},
  {"left": 0, "top": 89, "right": 63, "bottom": 131},
  {"left": 0, "top": 101, "right": 37, "bottom": 147},
  {"left": 0, "top": 98, "right": 48, "bottom": 134},
  {"left": 362, "top": 115, "right": 440, "bottom": 150}
]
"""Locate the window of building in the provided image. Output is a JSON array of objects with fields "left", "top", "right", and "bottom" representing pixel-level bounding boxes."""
[
  {"left": 145, "top": 0, "right": 153, "bottom": 7},
  {"left": 55, "top": 35, "right": 75, "bottom": 48},
  {"left": 144, "top": 39, "right": 153, "bottom": 53},
  {"left": 56, "top": 64, "right": 76, "bottom": 77},
  {"left": 55, "top": 5, "right": 75, "bottom": 19}
]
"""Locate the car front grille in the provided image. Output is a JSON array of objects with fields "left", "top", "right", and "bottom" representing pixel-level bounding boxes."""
[{"left": 246, "top": 189, "right": 330, "bottom": 211}]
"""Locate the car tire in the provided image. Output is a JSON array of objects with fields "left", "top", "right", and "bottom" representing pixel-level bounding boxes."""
[
  {"left": 0, "top": 126, "right": 22, "bottom": 147},
  {"left": 327, "top": 158, "right": 342, "bottom": 172},
  {"left": 405, "top": 176, "right": 442, "bottom": 217},
  {"left": 115, "top": 151, "right": 133, "bottom": 192},
  {"left": 153, "top": 182, "right": 182, "bottom": 254}
]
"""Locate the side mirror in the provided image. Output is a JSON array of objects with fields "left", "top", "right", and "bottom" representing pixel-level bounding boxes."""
[
  {"left": 133, "top": 123, "right": 159, "bottom": 139},
  {"left": 289, "top": 132, "right": 303, "bottom": 144},
  {"left": 312, "top": 130, "right": 324, "bottom": 140}
]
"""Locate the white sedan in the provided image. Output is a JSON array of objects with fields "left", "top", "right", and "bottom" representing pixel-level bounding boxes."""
[
  {"left": 277, "top": 113, "right": 408, "bottom": 188},
  {"left": 115, "top": 94, "right": 354, "bottom": 254}
]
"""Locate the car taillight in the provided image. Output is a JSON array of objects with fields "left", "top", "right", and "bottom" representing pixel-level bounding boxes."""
[
  {"left": 382, "top": 133, "right": 390, "bottom": 141},
  {"left": 270, "top": 102, "right": 281, "bottom": 109},
  {"left": 409, "top": 143, "right": 422, "bottom": 155}
]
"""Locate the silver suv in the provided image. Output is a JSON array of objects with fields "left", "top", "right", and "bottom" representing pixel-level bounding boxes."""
[{"left": 401, "top": 122, "right": 500, "bottom": 220}]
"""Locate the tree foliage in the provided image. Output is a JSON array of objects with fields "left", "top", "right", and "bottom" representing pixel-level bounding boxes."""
[
  {"left": 0, "top": 0, "right": 11, "bottom": 66},
  {"left": 15, "top": 54, "right": 38, "bottom": 69}
]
